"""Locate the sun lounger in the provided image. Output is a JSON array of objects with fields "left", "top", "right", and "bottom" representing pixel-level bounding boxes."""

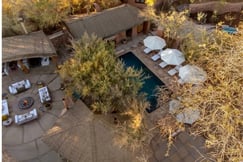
[
  {"left": 144, "top": 47, "right": 152, "bottom": 54},
  {"left": 159, "top": 61, "right": 168, "bottom": 68},
  {"left": 168, "top": 68, "right": 178, "bottom": 76},
  {"left": 151, "top": 54, "right": 160, "bottom": 61}
]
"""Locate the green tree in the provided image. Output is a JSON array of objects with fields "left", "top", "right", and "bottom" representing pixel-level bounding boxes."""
[
  {"left": 59, "top": 33, "right": 145, "bottom": 114},
  {"left": 2, "top": 0, "right": 121, "bottom": 36},
  {"left": 22, "top": 0, "right": 70, "bottom": 29},
  {"left": 96, "top": 0, "right": 121, "bottom": 10},
  {"left": 2, "top": 0, "right": 27, "bottom": 36}
]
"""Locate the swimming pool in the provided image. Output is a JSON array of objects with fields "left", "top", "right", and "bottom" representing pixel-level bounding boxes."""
[{"left": 119, "top": 52, "right": 164, "bottom": 113}]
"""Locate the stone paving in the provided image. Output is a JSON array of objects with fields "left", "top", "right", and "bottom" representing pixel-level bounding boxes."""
[{"left": 2, "top": 64, "right": 64, "bottom": 162}]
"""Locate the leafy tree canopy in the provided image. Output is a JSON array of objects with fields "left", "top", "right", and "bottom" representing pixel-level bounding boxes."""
[
  {"left": 59, "top": 33, "right": 145, "bottom": 114},
  {"left": 2, "top": 0, "right": 121, "bottom": 36}
]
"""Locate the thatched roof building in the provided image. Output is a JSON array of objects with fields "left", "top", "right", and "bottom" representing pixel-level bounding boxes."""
[
  {"left": 64, "top": 4, "right": 145, "bottom": 39},
  {"left": 189, "top": 1, "right": 243, "bottom": 15},
  {"left": 42, "top": 100, "right": 137, "bottom": 162},
  {"left": 2, "top": 31, "right": 56, "bottom": 63}
]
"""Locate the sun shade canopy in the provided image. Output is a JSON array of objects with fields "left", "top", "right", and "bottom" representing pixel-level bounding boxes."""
[
  {"left": 160, "top": 48, "right": 185, "bottom": 65},
  {"left": 143, "top": 36, "right": 166, "bottom": 50},
  {"left": 179, "top": 65, "right": 207, "bottom": 84}
]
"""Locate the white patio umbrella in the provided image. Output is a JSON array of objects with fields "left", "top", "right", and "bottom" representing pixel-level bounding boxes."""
[
  {"left": 160, "top": 48, "right": 185, "bottom": 65},
  {"left": 176, "top": 108, "right": 200, "bottom": 125},
  {"left": 143, "top": 36, "right": 166, "bottom": 50},
  {"left": 179, "top": 65, "right": 207, "bottom": 84}
]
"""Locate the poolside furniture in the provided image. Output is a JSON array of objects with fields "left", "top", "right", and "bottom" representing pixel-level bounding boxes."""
[
  {"left": 8, "top": 79, "right": 31, "bottom": 95},
  {"left": 151, "top": 54, "right": 161, "bottom": 61},
  {"left": 15, "top": 108, "right": 38, "bottom": 125},
  {"left": 179, "top": 65, "right": 207, "bottom": 84},
  {"left": 168, "top": 68, "right": 178, "bottom": 76},
  {"left": 143, "top": 36, "right": 166, "bottom": 50},
  {"left": 160, "top": 48, "right": 185, "bottom": 66},
  {"left": 2, "top": 99, "right": 9, "bottom": 118},
  {"left": 159, "top": 61, "right": 168, "bottom": 68},
  {"left": 38, "top": 86, "right": 51, "bottom": 103},
  {"left": 144, "top": 47, "right": 152, "bottom": 54}
]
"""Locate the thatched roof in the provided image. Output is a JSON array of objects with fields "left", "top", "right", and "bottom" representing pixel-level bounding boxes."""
[
  {"left": 64, "top": 4, "right": 145, "bottom": 39},
  {"left": 2, "top": 31, "right": 56, "bottom": 63},
  {"left": 189, "top": 1, "right": 243, "bottom": 15},
  {"left": 42, "top": 100, "right": 136, "bottom": 162}
]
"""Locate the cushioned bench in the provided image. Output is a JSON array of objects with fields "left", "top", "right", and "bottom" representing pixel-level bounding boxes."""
[
  {"left": 9, "top": 79, "right": 31, "bottom": 94},
  {"left": 15, "top": 108, "right": 38, "bottom": 125}
]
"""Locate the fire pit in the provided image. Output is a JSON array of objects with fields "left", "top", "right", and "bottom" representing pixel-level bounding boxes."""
[{"left": 18, "top": 97, "right": 34, "bottom": 109}]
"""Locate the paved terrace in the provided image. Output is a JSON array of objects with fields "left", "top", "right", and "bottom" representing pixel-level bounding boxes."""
[{"left": 2, "top": 64, "right": 64, "bottom": 162}]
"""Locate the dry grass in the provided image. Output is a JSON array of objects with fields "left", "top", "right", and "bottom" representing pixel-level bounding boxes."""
[
  {"left": 143, "top": 8, "right": 243, "bottom": 161},
  {"left": 176, "top": 27, "right": 243, "bottom": 161},
  {"left": 156, "top": 114, "right": 185, "bottom": 157}
]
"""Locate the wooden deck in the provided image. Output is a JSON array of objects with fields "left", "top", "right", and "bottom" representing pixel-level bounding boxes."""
[{"left": 115, "top": 34, "right": 180, "bottom": 93}]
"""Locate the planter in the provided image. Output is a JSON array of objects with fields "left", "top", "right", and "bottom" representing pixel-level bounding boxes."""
[{"left": 44, "top": 103, "right": 52, "bottom": 110}]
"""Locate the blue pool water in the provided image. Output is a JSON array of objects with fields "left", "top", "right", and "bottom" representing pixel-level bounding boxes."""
[{"left": 119, "top": 52, "right": 164, "bottom": 113}]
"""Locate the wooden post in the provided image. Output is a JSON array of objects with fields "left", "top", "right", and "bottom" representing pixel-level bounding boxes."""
[
  {"left": 51, "top": 56, "right": 58, "bottom": 66},
  {"left": 143, "top": 21, "right": 150, "bottom": 34},
  {"left": 17, "top": 60, "right": 29, "bottom": 74}
]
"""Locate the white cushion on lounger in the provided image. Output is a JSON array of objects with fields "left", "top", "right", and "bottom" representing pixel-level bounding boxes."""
[
  {"left": 159, "top": 62, "right": 168, "bottom": 68},
  {"left": 144, "top": 47, "right": 152, "bottom": 54},
  {"left": 151, "top": 54, "right": 160, "bottom": 61},
  {"left": 168, "top": 68, "right": 178, "bottom": 76}
]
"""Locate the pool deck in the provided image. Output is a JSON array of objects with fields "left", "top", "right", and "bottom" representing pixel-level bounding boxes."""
[{"left": 116, "top": 34, "right": 179, "bottom": 93}]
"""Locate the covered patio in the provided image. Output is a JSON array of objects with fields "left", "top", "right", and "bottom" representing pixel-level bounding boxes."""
[{"left": 2, "top": 30, "right": 57, "bottom": 74}]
